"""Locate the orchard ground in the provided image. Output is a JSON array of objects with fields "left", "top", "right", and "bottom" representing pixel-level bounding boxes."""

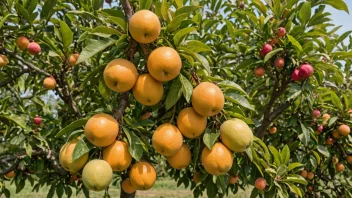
[{"left": 4, "top": 179, "right": 251, "bottom": 198}]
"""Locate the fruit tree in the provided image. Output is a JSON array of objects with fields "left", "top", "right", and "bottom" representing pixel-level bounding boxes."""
[{"left": 0, "top": 0, "right": 352, "bottom": 198}]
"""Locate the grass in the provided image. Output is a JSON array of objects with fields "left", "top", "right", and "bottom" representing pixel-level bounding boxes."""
[{"left": 4, "top": 178, "right": 252, "bottom": 198}]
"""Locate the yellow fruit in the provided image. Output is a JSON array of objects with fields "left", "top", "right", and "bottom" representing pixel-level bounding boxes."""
[
  {"left": 152, "top": 123, "right": 183, "bottom": 156},
  {"left": 147, "top": 47, "right": 182, "bottom": 82},
  {"left": 69, "top": 53, "right": 79, "bottom": 67},
  {"left": 322, "top": 114, "right": 330, "bottom": 126},
  {"left": 103, "top": 141, "right": 132, "bottom": 171},
  {"left": 167, "top": 144, "right": 191, "bottom": 169},
  {"left": 129, "top": 162, "right": 156, "bottom": 190},
  {"left": 132, "top": 74, "right": 164, "bottom": 106},
  {"left": 122, "top": 178, "right": 136, "bottom": 194},
  {"left": 103, "top": 58, "right": 138, "bottom": 92},
  {"left": 201, "top": 142, "right": 233, "bottom": 175},
  {"left": 16, "top": 36, "right": 29, "bottom": 51},
  {"left": 129, "top": 10, "right": 161, "bottom": 43},
  {"left": 43, "top": 77, "right": 56, "bottom": 90},
  {"left": 5, "top": 170, "right": 15, "bottom": 178},
  {"left": 192, "top": 82, "right": 224, "bottom": 116},
  {"left": 84, "top": 114, "right": 119, "bottom": 147},
  {"left": 177, "top": 107, "right": 207, "bottom": 138},
  {"left": 59, "top": 139, "right": 88, "bottom": 173},
  {"left": 0, "top": 55, "right": 9, "bottom": 68},
  {"left": 338, "top": 124, "right": 350, "bottom": 136},
  {"left": 82, "top": 160, "right": 113, "bottom": 191},
  {"left": 220, "top": 119, "right": 253, "bottom": 152}
]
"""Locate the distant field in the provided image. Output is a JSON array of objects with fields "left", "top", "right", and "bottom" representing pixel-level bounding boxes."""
[{"left": 3, "top": 178, "right": 251, "bottom": 198}]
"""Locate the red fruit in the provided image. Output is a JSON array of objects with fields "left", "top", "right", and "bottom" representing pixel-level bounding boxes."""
[
  {"left": 269, "top": 127, "right": 277, "bottom": 134},
  {"left": 325, "top": 138, "right": 334, "bottom": 145},
  {"left": 261, "top": 44, "right": 273, "bottom": 57},
  {"left": 255, "top": 178, "right": 266, "bottom": 190},
  {"left": 347, "top": 156, "right": 352, "bottom": 165},
  {"left": 228, "top": 175, "right": 239, "bottom": 184},
  {"left": 277, "top": 27, "right": 286, "bottom": 37},
  {"left": 317, "top": 125, "right": 323, "bottom": 132},
  {"left": 335, "top": 163, "right": 344, "bottom": 172},
  {"left": 254, "top": 67, "right": 265, "bottom": 77},
  {"left": 291, "top": 69, "right": 303, "bottom": 81},
  {"left": 274, "top": 57, "right": 285, "bottom": 69},
  {"left": 298, "top": 63, "right": 314, "bottom": 78},
  {"left": 272, "top": 38, "right": 279, "bottom": 45},
  {"left": 33, "top": 116, "right": 42, "bottom": 126},
  {"left": 27, "top": 42, "right": 41, "bottom": 55},
  {"left": 312, "top": 109, "right": 321, "bottom": 119},
  {"left": 308, "top": 186, "right": 313, "bottom": 192}
]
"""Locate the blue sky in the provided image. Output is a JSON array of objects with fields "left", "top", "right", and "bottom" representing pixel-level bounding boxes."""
[{"left": 324, "top": 2, "right": 352, "bottom": 35}]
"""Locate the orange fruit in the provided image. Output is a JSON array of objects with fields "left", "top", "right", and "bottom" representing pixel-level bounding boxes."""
[
  {"left": 300, "top": 170, "right": 307, "bottom": 178},
  {"left": 132, "top": 74, "right": 164, "bottom": 106},
  {"left": 0, "top": 55, "right": 9, "bottom": 67},
  {"left": 129, "top": 162, "right": 156, "bottom": 190},
  {"left": 192, "top": 82, "right": 224, "bottom": 116},
  {"left": 307, "top": 172, "right": 314, "bottom": 180},
  {"left": 69, "top": 53, "right": 79, "bottom": 67},
  {"left": 322, "top": 113, "right": 330, "bottom": 126},
  {"left": 308, "top": 186, "right": 313, "bottom": 192},
  {"left": 59, "top": 139, "right": 89, "bottom": 173},
  {"left": 104, "top": 58, "right": 138, "bottom": 93},
  {"left": 193, "top": 172, "right": 200, "bottom": 184},
  {"left": 147, "top": 47, "right": 182, "bottom": 82},
  {"left": 84, "top": 113, "right": 119, "bottom": 147},
  {"left": 347, "top": 156, "right": 352, "bottom": 165},
  {"left": 338, "top": 124, "right": 350, "bottom": 136},
  {"left": 220, "top": 119, "right": 253, "bottom": 152},
  {"left": 332, "top": 130, "right": 341, "bottom": 139},
  {"left": 254, "top": 67, "right": 265, "bottom": 77},
  {"left": 16, "top": 36, "right": 29, "bottom": 50},
  {"left": 201, "top": 142, "right": 233, "bottom": 175},
  {"left": 269, "top": 126, "right": 277, "bottom": 134},
  {"left": 82, "top": 159, "right": 112, "bottom": 191},
  {"left": 167, "top": 144, "right": 191, "bottom": 169},
  {"left": 5, "top": 170, "right": 15, "bottom": 178},
  {"left": 140, "top": 112, "right": 152, "bottom": 120},
  {"left": 336, "top": 163, "right": 344, "bottom": 172},
  {"left": 43, "top": 76, "right": 56, "bottom": 90},
  {"left": 254, "top": 178, "right": 266, "bottom": 190},
  {"left": 177, "top": 107, "right": 207, "bottom": 138},
  {"left": 152, "top": 123, "right": 183, "bottom": 156},
  {"left": 103, "top": 141, "right": 132, "bottom": 171},
  {"left": 129, "top": 10, "right": 161, "bottom": 43},
  {"left": 228, "top": 175, "right": 239, "bottom": 184},
  {"left": 122, "top": 178, "right": 136, "bottom": 194}
]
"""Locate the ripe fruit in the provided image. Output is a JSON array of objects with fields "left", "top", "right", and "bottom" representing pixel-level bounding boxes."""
[
  {"left": 300, "top": 170, "right": 308, "bottom": 178},
  {"left": 84, "top": 114, "right": 119, "bottom": 147},
  {"left": 69, "top": 53, "right": 79, "bottom": 67},
  {"left": 347, "top": 156, "right": 352, "bottom": 165},
  {"left": 43, "top": 76, "right": 57, "bottom": 90},
  {"left": 298, "top": 63, "right": 314, "bottom": 78},
  {"left": 132, "top": 74, "right": 164, "bottom": 106},
  {"left": 59, "top": 139, "right": 88, "bottom": 173},
  {"left": 193, "top": 172, "right": 200, "bottom": 184},
  {"left": 167, "top": 144, "right": 191, "bottom": 169},
  {"left": 201, "top": 142, "right": 233, "bottom": 175},
  {"left": 177, "top": 107, "right": 207, "bottom": 138},
  {"left": 308, "top": 186, "right": 313, "bottom": 193},
  {"left": 307, "top": 172, "right": 314, "bottom": 180},
  {"left": 336, "top": 163, "right": 344, "bottom": 172},
  {"left": 228, "top": 175, "right": 239, "bottom": 184},
  {"left": 191, "top": 82, "right": 224, "bottom": 116},
  {"left": 147, "top": 47, "right": 182, "bottom": 82},
  {"left": 254, "top": 67, "right": 265, "bottom": 77},
  {"left": 254, "top": 178, "right": 266, "bottom": 190},
  {"left": 272, "top": 38, "right": 279, "bottom": 45},
  {"left": 220, "top": 119, "right": 253, "bottom": 152},
  {"left": 122, "top": 178, "right": 136, "bottom": 194},
  {"left": 325, "top": 138, "right": 334, "bottom": 145},
  {"left": 104, "top": 58, "right": 138, "bottom": 93},
  {"left": 152, "top": 123, "right": 183, "bottom": 156},
  {"left": 103, "top": 141, "right": 132, "bottom": 171},
  {"left": 82, "top": 160, "right": 113, "bottom": 191},
  {"left": 33, "top": 115, "right": 42, "bottom": 126},
  {"left": 16, "top": 36, "right": 30, "bottom": 50},
  {"left": 129, "top": 10, "right": 161, "bottom": 43},
  {"left": 276, "top": 27, "right": 286, "bottom": 37},
  {"left": 317, "top": 125, "right": 323, "bottom": 132},
  {"left": 332, "top": 130, "right": 341, "bottom": 139},
  {"left": 27, "top": 42, "right": 41, "bottom": 55},
  {"left": 5, "top": 170, "right": 15, "bottom": 178},
  {"left": 269, "top": 126, "right": 277, "bottom": 134},
  {"left": 129, "top": 162, "right": 156, "bottom": 190},
  {"left": 338, "top": 124, "right": 350, "bottom": 136},
  {"left": 261, "top": 44, "right": 272, "bottom": 57},
  {"left": 332, "top": 156, "right": 339, "bottom": 164},
  {"left": 312, "top": 109, "right": 321, "bottom": 119},
  {"left": 0, "top": 55, "right": 9, "bottom": 68},
  {"left": 291, "top": 69, "right": 303, "bottom": 81},
  {"left": 140, "top": 112, "right": 152, "bottom": 120},
  {"left": 274, "top": 57, "right": 284, "bottom": 69}
]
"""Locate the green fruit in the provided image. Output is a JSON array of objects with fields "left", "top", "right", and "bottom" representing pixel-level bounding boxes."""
[
  {"left": 220, "top": 119, "right": 253, "bottom": 152},
  {"left": 82, "top": 160, "right": 112, "bottom": 191}
]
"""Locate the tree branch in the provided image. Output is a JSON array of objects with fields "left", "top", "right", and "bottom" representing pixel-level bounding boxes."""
[{"left": 0, "top": 69, "right": 28, "bottom": 87}]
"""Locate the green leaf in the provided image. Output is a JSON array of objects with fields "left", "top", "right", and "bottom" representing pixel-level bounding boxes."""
[
  {"left": 281, "top": 175, "right": 308, "bottom": 185},
  {"left": 16, "top": 179, "right": 25, "bottom": 193},
  {"left": 277, "top": 165, "right": 288, "bottom": 177},
  {"left": 299, "top": 2, "right": 311, "bottom": 23},
  {"left": 284, "top": 182, "right": 303, "bottom": 198},
  {"left": 72, "top": 137, "right": 94, "bottom": 161},
  {"left": 46, "top": 184, "right": 55, "bottom": 198},
  {"left": 280, "top": 145, "right": 290, "bottom": 165},
  {"left": 55, "top": 118, "right": 88, "bottom": 137},
  {"left": 76, "top": 39, "right": 116, "bottom": 64},
  {"left": 203, "top": 129, "right": 219, "bottom": 150},
  {"left": 287, "top": 35, "right": 303, "bottom": 52},
  {"left": 98, "top": 77, "right": 111, "bottom": 100},
  {"left": 179, "top": 74, "right": 193, "bottom": 103},
  {"left": 328, "top": 117, "right": 338, "bottom": 127},
  {"left": 312, "top": 151, "right": 321, "bottom": 165},
  {"left": 288, "top": 162, "right": 303, "bottom": 171},
  {"left": 41, "top": 0, "right": 57, "bottom": 20},
  {"left": 321, "top": 0, "right": 349, "bottom": 14},
  {"left": 91, "top": 26, "right": 122, "bottom": 37},
  {"left": 264, "top": 48, "right": 283, "bottom": 63},
  {"left": 299, "top": 122, "right": 310, "bottom": 146},
  {"left": 206, "top": 180, "right": 217, "bottom": 198},
  {"left": 330, "top": 92, "right": 343, "bottom": 112},
  {"left": 0, "top": 14, "right": 16, "bottom": 30},
  {"left": 175, "top": 6, "right": 200, "bottom": 16},
  {"left": 167, "top": 13, "right": 189, "bottom": 32},
  {"left": 124, "top": 128, "right": 143, "bottom": 161},
  {"left": 317, "top": 145, "right": 330, "bottom": 157},
  {"left": 16, "top": 3, "right": 31, "bottom": 23},
  {"left": 59, "top": 21, "right": 73, "bottom": 49},
  {"left": 195, "top": 54, "right": 211, "bottom": 74},
  {"left": 269, "top": 146, "right": 281, "bottom": 166},
  {"left": 140, "top": 0, "right": 153, "bottom": 10},
  {"left": 218, "top": 81, "right": 247, "bottom": 95},
  {"left": 0, "top": 114, "right": 29, "bottom": 131},
  {"left": 107, "top": 16, "right": 126, "bottom": 31},
  {"left": 225, "top": 92, "right": 255, "bottom": 111},
  {"left": 184, "top": 40, "right": 212, "bottom": 53},
  {"left": 173, "top": 27, "right": 196, "bottom": 46},
  {"left": 165, "top": 77, "right": 183, "bottom": 110},
  {"left": 246, "top": 146, "right": 253, "bottom": 161}
]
